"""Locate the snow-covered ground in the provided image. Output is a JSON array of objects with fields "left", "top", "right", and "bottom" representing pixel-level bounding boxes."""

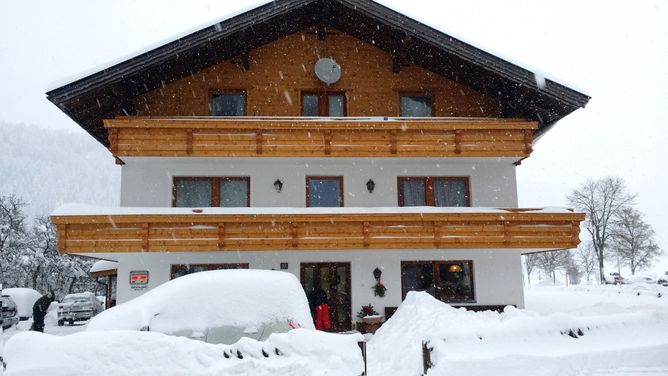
[{"left": 1, "top": 284, "right": 667, "bottom": 375}]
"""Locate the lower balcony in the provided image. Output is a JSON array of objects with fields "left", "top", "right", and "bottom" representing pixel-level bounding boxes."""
[{"left": 51, "top": 206, "right": 583, "bottom": 254}]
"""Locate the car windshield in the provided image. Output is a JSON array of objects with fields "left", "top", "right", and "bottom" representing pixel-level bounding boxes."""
[{"left": 63, "top": 297, "right": 90, "bottom": 304}]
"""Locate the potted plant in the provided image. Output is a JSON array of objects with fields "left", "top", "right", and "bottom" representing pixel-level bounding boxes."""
[{"left": 357, "top": 304, "right": 382, "bottom": 324}]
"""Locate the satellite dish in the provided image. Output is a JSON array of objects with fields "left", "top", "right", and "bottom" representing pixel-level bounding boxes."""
[{"left": 314, "top": 58, "right": 341, "bottom": 84}]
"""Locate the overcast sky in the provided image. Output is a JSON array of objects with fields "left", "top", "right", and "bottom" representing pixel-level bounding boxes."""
[{"left": 1, "top": 0, "right": 667, "bottom": 273}]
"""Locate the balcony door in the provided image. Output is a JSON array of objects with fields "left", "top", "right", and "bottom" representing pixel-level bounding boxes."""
[
  {"left": 302, "top": 92, "right": 346, "bottom": 117},
  {"left": 301, "top": 262, "right": 351, "bottom": 332}
]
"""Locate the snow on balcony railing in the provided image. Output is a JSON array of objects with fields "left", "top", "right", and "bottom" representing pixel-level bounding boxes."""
[{"left": 51, "top": 204, "right": 583, "bottom": 254}]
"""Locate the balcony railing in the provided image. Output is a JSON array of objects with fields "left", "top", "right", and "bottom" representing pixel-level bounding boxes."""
[
  {"left": 51, "top": 206, "right": 582, "bottom": 254},
  {"left": 104, "top": 116, "right": 537, "bottom": 159}
]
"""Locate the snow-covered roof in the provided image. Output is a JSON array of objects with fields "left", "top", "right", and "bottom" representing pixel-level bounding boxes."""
[
  {"left": 46, "top": 0, "right": 589, "bottom": 148},
  {"left": 52, "top": 203, "right": 576, "bottom": 217},
  {"left": 90, "top": 260, "right": 118, "bottom": 274}
]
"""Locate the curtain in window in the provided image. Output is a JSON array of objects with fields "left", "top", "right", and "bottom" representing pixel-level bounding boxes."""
[
  {"left": 175, "top": 180, "right": 212, "bottom": 207},
  {"left": 434, "top": 179, "right": 468, "bottom": 207},
  {"left": 400, "top": 96, "right": 432, "bottom": 117},
  {"left": 328, "top": 95, "right": 345, "bottom": 116},
  {"left": 220, "top": 180, "right": 248, "bottom": 207},
  {"left": 212, "top": 94, "right": 245, "bottom": 116},
  {"left": 400, "top": 180, "right": 426, "bottom": 206},
  {"left": 309, "top": 179, "right": 341, "bottom": 207}
]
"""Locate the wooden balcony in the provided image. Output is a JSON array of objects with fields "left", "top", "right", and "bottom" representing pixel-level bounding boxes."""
[
  {"left": 104, "top": 117, "right": 537, "bottom": 159},
  {"left": 51, "top": 207, "right": 582, "bottom": 254}
]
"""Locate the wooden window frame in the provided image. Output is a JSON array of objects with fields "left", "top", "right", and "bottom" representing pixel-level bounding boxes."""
[
  {"left": 170, "top": 263, "right": 249, "bottom": 279},
  {"left": 209, "top": 89, "right": 247, "bottom": 116},
  {"left": 172, "top": 176, "right": 250, "bottom": 207},
  {"left": 398, "top": 91, "right": 434, "bottom": 117},
  {"left": 305, "top": 176, "right": 344, "bottom": 207},
  {"left": 397, "top": 176, "right": 471, "bottom": 207},
  {"left": 301, "top": 91, "right": 347, "bottom": 117},
  {"left": 400, "top": 260, "right": 476, "bottom": 303}
]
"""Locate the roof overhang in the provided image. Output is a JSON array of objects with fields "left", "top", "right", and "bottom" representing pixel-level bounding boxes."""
[{"left": 46, "top": 0, "right": 590, "bottom": 147}]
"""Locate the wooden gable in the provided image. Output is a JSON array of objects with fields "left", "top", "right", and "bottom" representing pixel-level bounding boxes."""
[{"left": 135, "top": 28, "right": 499, "bottom": 118}]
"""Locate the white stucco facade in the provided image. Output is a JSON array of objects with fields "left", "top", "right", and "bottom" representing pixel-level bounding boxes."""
[
  {"left": 119, "top": 157, "right": 519, "bottom": 208},
  {"left": 93, "top": 248, "right": 526, "bottom": 313},
  {"left": 99, "top": 156, "right": 527, "bottom": 318}
]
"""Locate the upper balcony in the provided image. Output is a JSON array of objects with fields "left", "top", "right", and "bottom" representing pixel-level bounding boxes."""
[
  {"left": 105, "top": 117, "right": 537, "bottom": 160},
  {"left": 51, "top": 205, "right": 582, "bottom": 254}
]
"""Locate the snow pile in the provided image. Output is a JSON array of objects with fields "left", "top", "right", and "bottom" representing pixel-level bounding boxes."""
[
  {"left": 3, "top": 328, "right": 364, "bottom": 376},
  {"left": 89, "top": 260, "right": 117, "bottom": 274},
  {"left": 368, "top": 291, "right": 668, "bottom": 375},
  {"left": 87, "top": 270, "right": 314, "bottom": 342},
  {"left": 2, "top": 288, "right": 42, "bottom": 319}
]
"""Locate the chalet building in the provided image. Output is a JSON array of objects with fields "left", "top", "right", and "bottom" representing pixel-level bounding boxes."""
[{"left": 48, "top": 0, "right": 588, "bottom": 331}]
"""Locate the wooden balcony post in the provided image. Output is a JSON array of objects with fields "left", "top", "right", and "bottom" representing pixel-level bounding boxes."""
[
  {"left": 142, "top": 223, "right": 150, "bottom": 251},
  {"left": 432, "top": 221, "right": 441, "bottom": 248},
  {"left": 503, "top": 220, "right": 511, "bottom": 246},
  {"left": 291, "top": 222, "right": 299, "bottom": 248},
  {"left": 324, "top": 130, "right": 332, "bottom": 155},
  {"left": 362, "top": 221, "right": 370, "bottom": 248},
  {"left": 218, "top": 224, "right": 225, "bottom": 250},
  {"left": 454, "top": 130, "right": 462, "bottom": 154},
  {"left": 107, "top": 128, "right": 119, "bottom": 155},
  {"left": 57, "top": 224, "right": 67, "bottom": 252},
  {"left": 523, "top": 129, "right": 533, "bottom": 155},
  {"left": 256, "top": 131, "right": 263, "bottom": 155},
  {"left": 186, "top": 129, "right": 193, "bottom": 155},
  {"left": 390, "top": 130, "right": 398, "bottom": 154}
]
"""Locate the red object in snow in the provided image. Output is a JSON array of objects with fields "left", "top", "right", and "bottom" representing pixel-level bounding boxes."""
[{"left": 315, "top": 304, "right": 331, "bottom": 330}]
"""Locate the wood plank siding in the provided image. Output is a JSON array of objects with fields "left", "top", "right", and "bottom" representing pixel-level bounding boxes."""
[
  {"left": 51, "top": 210, "right": 583, "bottom": 254},
  {"left": 105, "top": 117, "right": 536, "bottom": 158},
  {"left": 134, "top": 29, "right": 500, "bottom": 119}
]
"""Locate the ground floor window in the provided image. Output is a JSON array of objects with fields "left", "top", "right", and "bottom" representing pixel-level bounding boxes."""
[
  {"left": 170, "top": 263, "right": 249, "bottom": 279},
  {"left": 401, "top": 260, "right": 475, "bottom": 303}
]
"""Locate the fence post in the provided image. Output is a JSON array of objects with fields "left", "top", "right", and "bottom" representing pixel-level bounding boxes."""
[
  {"left": 358, "top": 341, "right": 367, "bottom": 376},
  {"left": 422, "top": 340, "right": 432, "bottom": 375}
]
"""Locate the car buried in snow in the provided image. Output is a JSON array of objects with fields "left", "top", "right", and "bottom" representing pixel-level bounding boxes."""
[
  {"left": 86, "top": 270, "right": 317, "bottom": 345},
  {"left": 57, "top": 292, "right": 104, "bottom": 326},
  {"left": 1, "top": 295, "right": 20, "bottom": 329}
]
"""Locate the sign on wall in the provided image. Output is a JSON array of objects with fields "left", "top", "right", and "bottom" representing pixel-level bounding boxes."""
[{"left": 129, "top": 270, "right": 149, "bottom": 290}]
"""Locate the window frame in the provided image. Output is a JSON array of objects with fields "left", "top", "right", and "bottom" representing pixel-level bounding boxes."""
[
  {"left": 399, "top": 91, "right": 434, "bottom": 117},
  {"left": 305, "top": 176, "right": 344, "bottom": 207},
  {"left": 209, "top": 89, "right": 247, "bottom": 116},
  {"left": 301, "top": 91, "right": 347, "bottom": 117},
  {"left": 170, "top": 263, "right": 249, "bottom": 279},
  {"left": 172, "top": 176, "right": 250, "bottom": 207},
  {"left": 400, "top": 260, "right": 476, "bottom": 303},
  {"left": 397, "top": 176, "right": 471, "bottom": 207}
]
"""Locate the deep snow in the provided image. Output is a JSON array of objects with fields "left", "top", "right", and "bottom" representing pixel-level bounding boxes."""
[{"left": 1, "top": 284, "right": 667, "bottom": 375}]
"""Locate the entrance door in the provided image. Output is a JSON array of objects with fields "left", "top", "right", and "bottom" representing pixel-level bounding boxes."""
[{"left": 301, "top": 262, "right": 352, "bottom": 332}]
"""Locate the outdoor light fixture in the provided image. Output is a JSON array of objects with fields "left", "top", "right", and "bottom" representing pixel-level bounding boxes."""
[
  {"left": 366, "top": 179, "right": 375, "bottom": 193},
  {"left": 373, "top": 267, "right": 382, "bottom": 281},
  {"left": 273, "top": 179, "right": 283, "bottom": 193},
  {"left": 448, "top": 264, "right": 463, "bottom": 273}
]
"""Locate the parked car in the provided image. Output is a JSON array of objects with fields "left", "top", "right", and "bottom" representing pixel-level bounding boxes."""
[
  {"left": 605, "top": 272, "right": 626, "bottom": 285},
  {"left": 57, "top": 292, "right": 104, "bottom": 326},
  {"left": 658, "top": 278, "right": 668, "bottom": 287},
  {"left": 87, "top": 270, "right": 315, "bottom": 344},
  {"left": 1, "top": 295, "right": 20, "bottom": 329}
]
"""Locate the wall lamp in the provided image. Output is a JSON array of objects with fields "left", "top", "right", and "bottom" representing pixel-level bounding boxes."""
[
  {"left": 274, "top": 179, "right": 283, "bottom": 193},
  {"left": 366, "top": 179, "right": 375, "bottom": 193}
]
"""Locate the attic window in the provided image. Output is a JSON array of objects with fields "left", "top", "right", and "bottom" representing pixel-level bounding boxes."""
[
  {"left": 400, "top": 94, "right": 432, "bottom": 117},
  {"left": 211, "top": 90, "right": 246, "bottom": 116}
]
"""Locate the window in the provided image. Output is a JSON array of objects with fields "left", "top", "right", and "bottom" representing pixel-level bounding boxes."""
[
  {"left": 400, "top": 94, "right": 432, "bottom": 117},
  {"left": 211, "top": 90, "right": 246, "bottom": 116},
  {"left": 398, "top": 177, "right": 469, "bottom": 207},
  {"left": 401, "top": 261, "right": 474, "bottom": 302},
  {"left": 302, "top": 92, "right": 346, "bottom": 116},
  {"left": 306, "top": 176, "right": 343, "bottom": 207},
  {"left": 170, "top": 263, "right": 249, "bottom": 279},
  {"left": 173, "top": 177, "right": 250, "bottom": 207}
]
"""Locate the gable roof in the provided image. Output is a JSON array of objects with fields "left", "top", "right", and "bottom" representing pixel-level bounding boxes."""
[{"left": 47, "top": 0, "right": 589, "bottom": 147}]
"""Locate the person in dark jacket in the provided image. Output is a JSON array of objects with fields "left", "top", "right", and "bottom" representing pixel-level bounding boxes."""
[{"left": 30, "top": 291, "right": 54, "bottom": 332}]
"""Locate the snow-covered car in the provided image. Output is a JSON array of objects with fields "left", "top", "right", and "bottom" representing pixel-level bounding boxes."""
[
  {"left": 2, "top": 287, "right": 41, "bottom": 320},
  {"left": 604, "top": 272, "right": 626, "bottom": 285},
  {"left": 658, "top": 278, "right": 668, "bottom": 287},
  {"left": 57, "top": 292, "right": 104, "bottom": 326},
  {"left": 87, "top": 269, "right": 315, "bottom": 344},
  {"left": 1, "top": 295, "right": 20, "bottom": 329}
]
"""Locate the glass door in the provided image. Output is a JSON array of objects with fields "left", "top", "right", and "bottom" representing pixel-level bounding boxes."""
[{"left": 301, "top": 262, "right": 352, "bottom": 332}]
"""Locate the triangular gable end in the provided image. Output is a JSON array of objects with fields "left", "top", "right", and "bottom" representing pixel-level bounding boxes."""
[{"left": 46, "top": 0, "right": 589, "bottom": 147}]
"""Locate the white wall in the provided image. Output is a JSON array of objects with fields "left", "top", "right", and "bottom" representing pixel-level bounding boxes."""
[
  {"left": 120, "top": 157, "right": 518, "bottom": 208},
  {"left": 94, "top": 248, "right": 525, "bottom": 315}
]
